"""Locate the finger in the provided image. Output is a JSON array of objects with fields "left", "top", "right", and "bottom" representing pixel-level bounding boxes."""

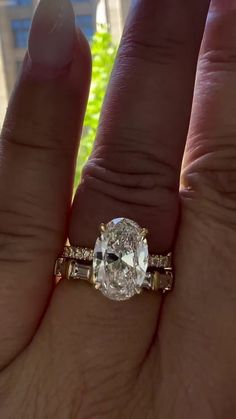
[
  {"left": 44, "top": 0, "right": 210, "bottom": 399},
  {"left": 70, "top": 0, "right": 210, "bottom": 252},
  {"left": 160, "top": 1, "right": 236, "bottom": 411},
  {"left": 0, "top": 0, "right": 91, "bottom": 368}
]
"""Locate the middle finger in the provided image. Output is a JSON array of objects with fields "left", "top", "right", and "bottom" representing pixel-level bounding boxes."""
[{"left": 70, "top": 0, "right": 210, "bottom": 251}]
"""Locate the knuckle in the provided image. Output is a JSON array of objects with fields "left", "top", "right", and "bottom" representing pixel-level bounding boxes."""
[
  {"left": 0, "top": 231, "right": 35, "bottom": 263},
  {"left": 184, "top": 145, "right": 236, "bottom": 226},
  {"left": 82, "top": 155, "right": 177, "bottom": 208},
  {"left": 119, "top": 2, "right": 199, "bottom": 68},
  {"left": 0, "top": 205, "right": 58, "bottom": 262},
  {"left": 1, "top": 99, "right": 76, "bottom": 156},
  {"left": 1, "top": 125, "right": 70, "bottom": 156},
  {"left": 75, "top": 156, "right": 179, "bottom": 250},
  {"left": 201, "top": 8, "right": 236, "bottom": 73},
  {"left": 200, "top": 48, "right": 236, "bottom": 74},
  {"left": 119, "top": 34, "right": 185, "bottom": 66},
  {"left": 90, "top": 129, "right": 178, "bottom": 188}
]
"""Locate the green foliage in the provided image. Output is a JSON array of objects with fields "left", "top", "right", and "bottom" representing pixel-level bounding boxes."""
[{"left": 75, "top": 26, "right": 117, "bottom": 186}]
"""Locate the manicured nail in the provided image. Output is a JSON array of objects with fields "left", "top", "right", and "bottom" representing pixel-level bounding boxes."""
[{"left": 28, "top": 0, "right": 76, "bottom": 71}]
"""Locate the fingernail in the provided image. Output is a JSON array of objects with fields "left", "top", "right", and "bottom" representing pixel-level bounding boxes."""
[{"left": 28, "top": 0, "right": 76, "bottom": 71}]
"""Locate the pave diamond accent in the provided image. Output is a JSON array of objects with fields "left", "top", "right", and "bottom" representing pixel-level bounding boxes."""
[
  {"left": 148, "top": 253, "right": 172, "bottom": 269},
  {"left": 93, "top": 218, "right": 149, "bottom": 301},
  {"left": 62, "top": 247, "right": 171, "bottom": 269},
  {"left": 63, "top": 246, "right": 93, "bottom": 261}
]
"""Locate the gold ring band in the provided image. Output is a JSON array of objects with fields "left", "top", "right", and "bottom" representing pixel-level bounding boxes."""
[{"left": 62, "top": 246, "right": 172, "bottom": 269}]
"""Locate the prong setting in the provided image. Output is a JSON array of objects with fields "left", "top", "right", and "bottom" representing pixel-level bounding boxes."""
[
  {"left": 135, "top": 287, "right": 143, "bottom": 295},
  {"left": 140, "top": 228, "right": 148, "bottom": 238},
  {"left": 100, "top": 223, "right": 106, "bottom": 234}
]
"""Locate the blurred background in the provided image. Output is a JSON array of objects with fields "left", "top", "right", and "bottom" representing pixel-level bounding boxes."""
[{"left": 0, "top": 0, "right": 132, "bottom": 181}]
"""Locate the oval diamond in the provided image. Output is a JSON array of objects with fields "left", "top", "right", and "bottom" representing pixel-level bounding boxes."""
[{"left": 93, "top": 218, "right": 149, "bottom": 301}]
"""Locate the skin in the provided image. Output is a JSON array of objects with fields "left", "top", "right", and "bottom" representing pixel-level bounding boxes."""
[{"left": 0, "top": 0, "right": 236, "bottom": 417}]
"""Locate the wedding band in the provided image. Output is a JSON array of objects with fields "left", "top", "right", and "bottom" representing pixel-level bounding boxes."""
[{"left": 54, "top": 218, "right": 174, "bottom": 301}]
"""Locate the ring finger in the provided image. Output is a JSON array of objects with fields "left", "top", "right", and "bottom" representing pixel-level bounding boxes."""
[{"left": 43, "top": 0, "right": 210, "bottom": 409}]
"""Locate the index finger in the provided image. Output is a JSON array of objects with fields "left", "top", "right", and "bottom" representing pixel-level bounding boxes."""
[{"left": 0, "top": 0, "right": 91, "bottom": 368}]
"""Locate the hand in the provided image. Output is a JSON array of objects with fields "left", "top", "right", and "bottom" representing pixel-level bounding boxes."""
[{"left": 0, "top": 0, "right": 235, "bottom": 417}]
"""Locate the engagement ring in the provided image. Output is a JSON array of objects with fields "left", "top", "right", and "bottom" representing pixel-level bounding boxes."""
[{"left": 54, "top": 218, "right": 174, "bottom": 301}]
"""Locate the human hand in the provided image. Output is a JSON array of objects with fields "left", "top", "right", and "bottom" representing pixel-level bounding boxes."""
[{"left": 0, "top": 0, "right": 235, "bottom": 417}]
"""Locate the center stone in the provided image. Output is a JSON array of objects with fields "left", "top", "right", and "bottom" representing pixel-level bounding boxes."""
[{"left": 93, "top": 218, "right": 149, "bottom": 301}]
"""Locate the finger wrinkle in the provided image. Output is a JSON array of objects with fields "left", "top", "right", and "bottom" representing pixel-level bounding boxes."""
[{"left": 203, "top": 7, "right": 236, "bottom": 51}]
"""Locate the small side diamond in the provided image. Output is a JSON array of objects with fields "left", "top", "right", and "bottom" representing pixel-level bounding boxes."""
[
  {"left": 63, "top": 247, "right": 70, "bottom": 258},
  {"left": 88, "top": 250, "right": 94, "bottom": 261},
  {"left": 149, "top": 254, "right": 172, "bottom": 268},
  {"left": 80, "top": 248, "right": 94, "bottom": 261},
  {"left": 69, "top": 247, "right": 74, "bottom": 258},
  {"left": 70, "top": 262, "right": 92, "bottom": 281},
  {"left": 54, "top": 258, "right": 64, "bottom": 277},
  {"left": 63, "top": 246, "right": 94, "bottom": 261},
  {"left": 160, "top": 270, "right": 173, "bottom": 292},
  {"left": 74, "top": 248, "right": 82, "bottom": 259},
  {"left": 70, "top": 261, "right": 79, "bottom": 279},
  {"left": 54, "top": 258, "right": 64, "bottom": 283},
  {"left": 83, "top": 249, "right": 90, "bottom": 259}
]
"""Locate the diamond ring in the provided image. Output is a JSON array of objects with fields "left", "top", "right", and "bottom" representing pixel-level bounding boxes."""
[{"left": 54, "top": 218, "right": 174, "bottom": 301}]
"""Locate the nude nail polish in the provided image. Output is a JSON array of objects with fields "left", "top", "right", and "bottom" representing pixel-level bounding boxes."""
[{"left": 28, "top": 0, "right": 76, "bottom": 70}]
